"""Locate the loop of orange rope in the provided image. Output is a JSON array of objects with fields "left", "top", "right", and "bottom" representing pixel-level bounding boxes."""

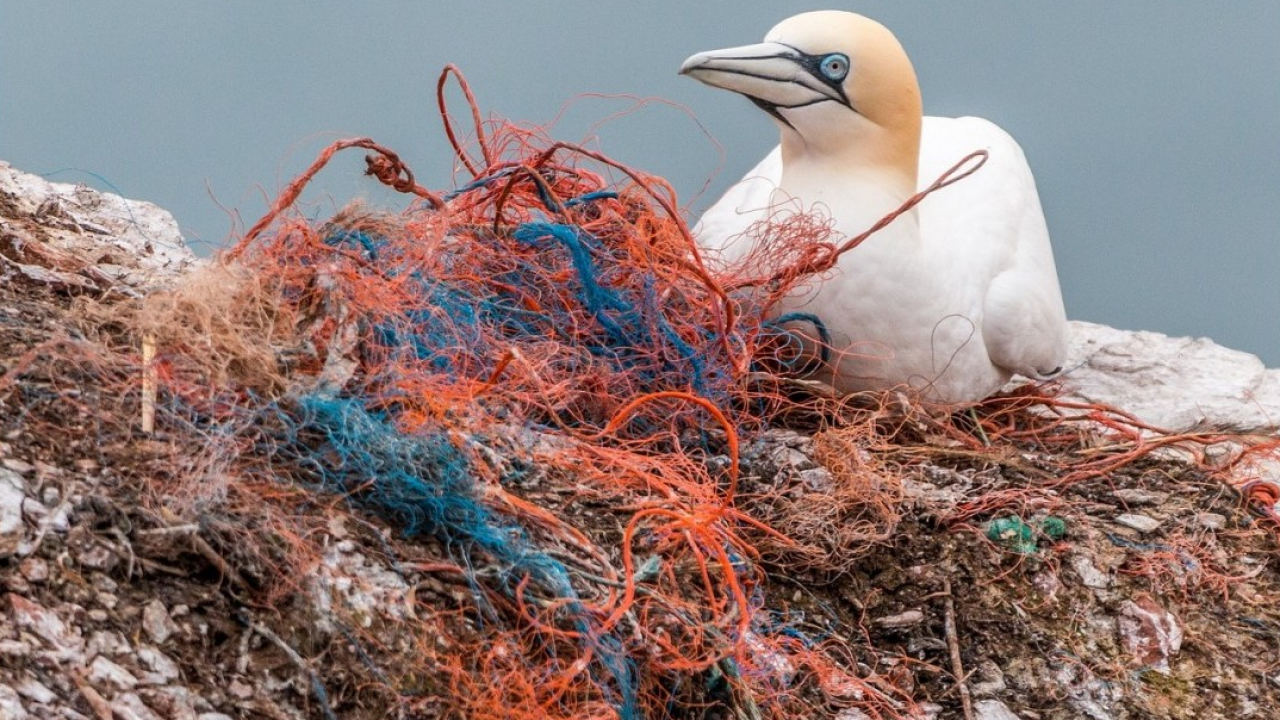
[
  {"left": 437, "top": 63, "right": 494, "bottom": 177},
  {"left": 1241, "top": 480, "right": 1280, "bottom": 517},
  {"left": 593, "top": 390, "right": 740, "bottom": 504},
  {"left": 226, "top": 138, "right": 444, "bottom": 259},
  {"left": 726, "top": 149, "right": 989, "bottom": 293}
]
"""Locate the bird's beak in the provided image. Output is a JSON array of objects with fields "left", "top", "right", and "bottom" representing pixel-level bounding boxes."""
[{"left": 679, "top": 42, "right": 843, "bottom": 110}]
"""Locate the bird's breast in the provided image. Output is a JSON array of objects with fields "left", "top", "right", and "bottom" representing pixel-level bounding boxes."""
[{"left": 769, "top": 171, "right": 1006, "bottom": 400}]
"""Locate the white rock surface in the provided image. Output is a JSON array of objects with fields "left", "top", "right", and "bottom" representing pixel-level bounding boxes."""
[
  {"left": 0, "top": 160, "right": 194, "bottom": 290},
  {"left": 1062, "top": 321, "right": 1280, "bottom": 432},
  {"left": 1070, "top": 553, "right": 1111, "bottom": 589},
  {"left": 974, "top": 698, "right": 1023, "bottom": 720},
  {"left": 7, "top": 594, "right": 83, "bottom": 659},
  {"left": 1054, "top": 662, "right": 1121, "bottom": 720},
  {"left": 87, "top": 630, "right": 132, "bottom": 657},
  {"left": 87, "top": 655, "right": 140, "bottom": 691},
  {"left": 970, "top": 659, "right": 1008, "bottom": 697},
  {"left": 110, "top": 693, "right": 165, "bottom": 720},
  {"left": 13, "top": 676, "right": 55, "bottom": 704},
  {"left": 0, "top": 468, "right": 25, "bottom": 557},
  {"left": 136, "top": 645, "right": 182, "bottom": 684},
  {"left": 1114, "top": 514, "right": 1161, "bottom": 534},
  {"left": 141, "top": 599, "right": 178, "bottom": 644},
  {"left": 918, "top": 703, "right": 943, "bottom": 720},
  {"left": 1118, "top": 595, "right": 1183, "bottom": 674},
  {"left": 0, "top": 684, "right": 30, "bottom": 720},
  {"left": 309, "top": 540, "right": 411, "bottom": 634}
]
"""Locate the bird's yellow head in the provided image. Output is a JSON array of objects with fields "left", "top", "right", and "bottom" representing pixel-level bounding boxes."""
[{"left": 681, "top": 11, "right": 922, "bottom": 188}]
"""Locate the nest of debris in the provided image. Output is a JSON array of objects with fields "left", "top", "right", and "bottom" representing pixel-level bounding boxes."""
[{"left": 3, "top": 67, "right": 1280, "bottom": 720}]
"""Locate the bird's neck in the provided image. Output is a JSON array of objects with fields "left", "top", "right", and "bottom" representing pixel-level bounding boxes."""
[
  {"left": 777, "top": 135, "right": 922, "bottom": 247},
  {"left": 779, "top": 122, "right": 919, "bottom": 203},
  {"left": 773, "top": 112, "right": 916, "bottom": 190}
]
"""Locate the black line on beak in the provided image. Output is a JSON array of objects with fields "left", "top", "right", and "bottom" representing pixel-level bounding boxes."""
[{"left": 748, "top": 96, "right": 795, "bottom": 130}]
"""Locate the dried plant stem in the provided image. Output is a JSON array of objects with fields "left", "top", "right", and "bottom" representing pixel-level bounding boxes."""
[
  {"left": 943, "top": 579, "right": 975, "bottom": 720},
  {"left": 141, "top": 332, "right": 156, "bottom": 434}
]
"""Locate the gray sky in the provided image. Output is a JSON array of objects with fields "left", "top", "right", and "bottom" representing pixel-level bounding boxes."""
[{"left": 3, "top": 2, "right": 1278, "bottom": 364}]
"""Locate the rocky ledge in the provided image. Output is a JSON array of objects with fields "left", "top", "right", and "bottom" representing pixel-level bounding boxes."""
[
  {"left": 2, "top": 161, "right": 1279, "bottom": 720},
  {"left": 0, "top": 160, "right": 194, "bottom": 294},
  {"left": 1064, "top": 321, "right": 1280, "bottom": 433}
]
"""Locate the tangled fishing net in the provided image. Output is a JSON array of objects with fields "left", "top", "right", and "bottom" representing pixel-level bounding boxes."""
[
  {"left": 121, "top": 66, "right": 916, "bottom": 720},
  {"left": 35, "top": 66, "right": 1279, "bottom": 720}
]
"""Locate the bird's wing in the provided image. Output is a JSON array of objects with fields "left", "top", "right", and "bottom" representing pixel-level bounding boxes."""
[
  {"left": 693, "top": 146, "right": 782, "bottom": 265},
  {"left": 918, "top": 116, "right": 1069, "bottom": 377}
]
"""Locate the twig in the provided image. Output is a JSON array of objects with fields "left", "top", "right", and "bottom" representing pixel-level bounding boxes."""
[
  {"left": 932, "top": 666, "right": 979, "bottom": 702},
  {"left": 110, "top": 526, "right": 136, "bottom": 579},
  {"left": 136, "top": 556, "right": 189, "bottom": 577},
  {"left": 942, "top": 579, "right": 975, "bottom": 720},
  {"left": 150, "top": 509, "right": 250, "bottom": 588},
  {"left": 137, "top": 523, "right": 201, "bottom": 536},
  {"left": 190, "top": 532, "right": 250, "bottom": 590},
  {"left": 71, "top": 669, "right": 114, "bottom": 720},
  {"left": 141, "top": 332, "right": 156, "bottom": 434},
  {"left": 237, "top": 610, "right": 339, "bottom": 720},
  {"left": 237, "top": 625, "right": 254, "bottom": 674}
]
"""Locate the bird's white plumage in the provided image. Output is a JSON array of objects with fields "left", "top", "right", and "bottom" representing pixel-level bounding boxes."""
[{"left": 684, "top": 12, "right": 1068, "bottom": 404}]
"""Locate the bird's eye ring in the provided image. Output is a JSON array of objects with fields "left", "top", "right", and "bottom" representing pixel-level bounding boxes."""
[{"left": 819, "top": 53, "right": 849, "bottom": 82}]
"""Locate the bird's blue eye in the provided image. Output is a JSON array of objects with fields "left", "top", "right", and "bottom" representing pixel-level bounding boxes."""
[{"left": 819, "top": 53, "right": 850, "bottom": 82}]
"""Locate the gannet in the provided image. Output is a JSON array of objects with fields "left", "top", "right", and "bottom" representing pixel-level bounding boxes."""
[{"left": 681, "top": 11, "right": 1068, "bottom": 404}]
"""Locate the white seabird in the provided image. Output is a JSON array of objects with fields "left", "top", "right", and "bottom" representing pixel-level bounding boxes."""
[{"left": 681, "top": 11, "right": 1068, "bottom": 404}]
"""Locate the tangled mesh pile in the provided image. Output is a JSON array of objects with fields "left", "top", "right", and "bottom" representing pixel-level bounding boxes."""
[
  {"left": 119, "top": 67, "right": 920, "bottom": 720},
  {"left": 55, "top": 66, "right": 1279, "bottom": 720}
]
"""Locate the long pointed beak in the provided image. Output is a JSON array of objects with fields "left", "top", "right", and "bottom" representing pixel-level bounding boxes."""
[{"left": 679, "top": 42, "right": 842, "bottom": 109}]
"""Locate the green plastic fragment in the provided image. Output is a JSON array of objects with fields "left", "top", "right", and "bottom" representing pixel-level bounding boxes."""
[
  {"left": 984, "top": 515, "right": 1068, "bottom": 554},
  {"left": 1039, "top": 516, "right": 1068, "bottom": 540},
  {"left": 986, "top": 516, "right": 1037, "bottom": 553}
]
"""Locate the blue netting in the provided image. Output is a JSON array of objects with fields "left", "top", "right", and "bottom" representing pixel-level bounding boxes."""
[
  {"left": 284, "top": 392, "right": 638, "bottom": 718},
  {"left": 319, "top": 216, "right": 734, "bottom": 408}
]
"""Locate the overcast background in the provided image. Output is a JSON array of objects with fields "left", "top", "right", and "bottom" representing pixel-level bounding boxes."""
[{"left": 3, "top": 2, "right": 1277, "bottom": 363}]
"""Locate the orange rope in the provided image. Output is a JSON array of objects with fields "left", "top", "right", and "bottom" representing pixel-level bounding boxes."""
[
  {"left": 227, "top": 138, "right": 444, "bottom": 258},
  {"left": 726, "top": 149, "right": 989, "bottom": 292},
  {"left": 437, "top": 63, "right": 494, "bottom": 177}
]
